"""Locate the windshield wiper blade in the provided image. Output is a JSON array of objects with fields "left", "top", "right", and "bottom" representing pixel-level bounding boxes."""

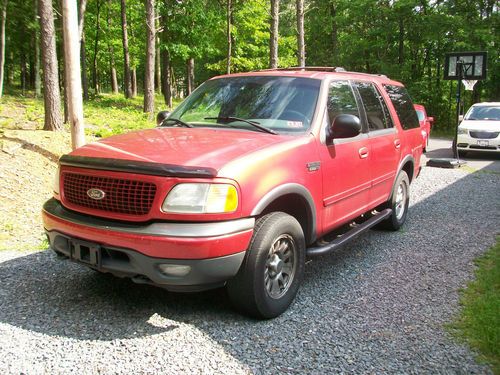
[
  {"left": 161, "top": 117, "right": 193, "bottom": 128},
  {"left": 204, "top": 116, "right": 277, "bottom": 135}
]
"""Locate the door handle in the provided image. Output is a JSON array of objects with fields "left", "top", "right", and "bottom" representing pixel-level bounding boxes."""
[
  {"left": 358, "top": 147, "right": 369, "bottom": 159},
  {"left": 394, "top": 139, "right": 401, "bottom": 149}
]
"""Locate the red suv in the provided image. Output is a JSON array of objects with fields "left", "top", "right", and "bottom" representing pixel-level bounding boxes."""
[
  {"left": 43, "top": 68, "right": 422, "bottom": 318},
  {"left": 414, "top": 104, "right": 434, "bottom": 152}
]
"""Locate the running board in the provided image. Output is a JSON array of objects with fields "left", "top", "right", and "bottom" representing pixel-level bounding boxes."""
[{"left": 306, "top": 208, "right": 392, "bottom": 257}]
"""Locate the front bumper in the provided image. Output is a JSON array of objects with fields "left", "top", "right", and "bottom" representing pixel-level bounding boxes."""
[
  {"left": 457, "top": 132, "right": 500, "bottom": 153},
  {"left": 42, "top": 198, "right": 254, "bottom": 291}
]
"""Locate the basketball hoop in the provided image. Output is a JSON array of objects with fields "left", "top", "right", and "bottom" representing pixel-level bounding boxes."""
[{"left": 463, "top": 80, "right": 477, "bottom": 91}]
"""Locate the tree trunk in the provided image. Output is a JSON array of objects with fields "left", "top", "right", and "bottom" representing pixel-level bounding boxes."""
[
  {"left": 330, "top": 3, "right": 338, "bottom": 63},
  {"left": 398, "top": 18, "right": 404, "bottom": 66},
  {"left": 38, "top": 0, "right": 63, "bottom": 131},
  {"left": 296, "top": 0, "right": 305, "bottom": 67},
  {"left": 78, "top": 0, "right": 88, "bottom": 100},
  {"left": 186, "top": 57, "right": 194, "bottom": 95},
  {"left": 131, "top": 67, "right": 137, "bottom": 97},
  {"left": 62, "top": 0, "right": 85, "bottom": 149},
  {"left": 154, "top": 15, "right": 160, "bottom": 93},
  {"left": 20, "top": 50, "right": 27, "bottom": 95},
  {"left": 269, "top": 0, "right": 279, "bottom": 69},
  {"left": 33, "top": 0, "right": 41, "bottom": 97},
  {"left": 107, "top": 0, "right": 118, "bottom": 94},
  {"left": 120, "top": 0, "right": 132, "bottom": 98},
  {"left": 161, "top": 49, "right": 172, "bottom": 108},
  {"left": 92, "top": 0, "right": 101, "bottom": 94},
  {"left": 226, "top": 0, "right": 232, "bottom": 74},
  {"left": 80, "top": 34, "right": 89, "bottom": 99},
  {"left": 143, "top": 0, "right": 155, "bottom": 114},
  {"left": 0, "top": 0, "right": 7, "bottom": 98}
]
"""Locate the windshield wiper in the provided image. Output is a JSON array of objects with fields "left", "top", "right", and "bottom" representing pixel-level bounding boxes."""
[
  {"left": 160, "top": 117, "right": 193, "bottom": 128},
  {"left": 204, "top": 116, "right": 277, "bottom": 135}
]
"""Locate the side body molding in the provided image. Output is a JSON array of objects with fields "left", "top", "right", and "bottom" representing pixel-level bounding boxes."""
[{"left": 251, "top": 183, "right": 317, "bottom": 243}]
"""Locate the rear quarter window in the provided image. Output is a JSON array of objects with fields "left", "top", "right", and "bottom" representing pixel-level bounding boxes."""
[{"left": 383, "top": 85, "right": 420, "bottom": 130}]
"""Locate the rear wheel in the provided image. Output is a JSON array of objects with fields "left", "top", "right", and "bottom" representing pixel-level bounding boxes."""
[
  {"left": 226, "top": 212, "right": 305, "bottom": 319},
  {"left": 377, "top": 171, "right": 410, "bottom": 231}
]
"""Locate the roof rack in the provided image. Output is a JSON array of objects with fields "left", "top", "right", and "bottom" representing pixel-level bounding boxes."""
[
  {"left": 254, "top": 66, "right": 389, "bottom": 79},
  {"left": 257, "top": 66, "right": 347, "bottom": 73}
]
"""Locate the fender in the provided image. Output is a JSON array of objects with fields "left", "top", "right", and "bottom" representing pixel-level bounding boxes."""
[
  {"left": 397, "top": 154, "right": 415, "bottom": 182},
  {"left": 251, "top": 183, "right": 317, "bottom": 243}
]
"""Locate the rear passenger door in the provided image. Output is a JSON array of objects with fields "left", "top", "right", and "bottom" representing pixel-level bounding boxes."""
[{"left": 353, "top": 81, "right": 400, "bottom": 208}]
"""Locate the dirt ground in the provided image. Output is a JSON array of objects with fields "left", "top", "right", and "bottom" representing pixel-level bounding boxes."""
[{"left": 0, "top": 129, "right": 72, "bottom": 250}]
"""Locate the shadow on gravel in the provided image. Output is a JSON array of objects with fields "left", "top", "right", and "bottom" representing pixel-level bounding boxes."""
[{"left": 0, "top": 165, "right": 499, "bottom": 372}]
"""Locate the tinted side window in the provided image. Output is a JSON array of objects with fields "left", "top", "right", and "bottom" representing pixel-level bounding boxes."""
[
  {"left": 383, "top": 85, "right": 419, "bottom": 130},
  {"left": 355, "top": 82, "right": 392, "bottom": 131},
  {"left": 327, "top": 81, "right": 360, "bottom": 123}
]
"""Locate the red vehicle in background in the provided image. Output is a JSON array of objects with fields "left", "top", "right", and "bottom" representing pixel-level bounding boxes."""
[{"left": 414, "top": 104, "right": 434, "bottom": 152}]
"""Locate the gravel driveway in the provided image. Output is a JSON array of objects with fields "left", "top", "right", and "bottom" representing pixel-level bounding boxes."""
[{"left": 1, "top": 163, "right": 499, "bottom": 374}]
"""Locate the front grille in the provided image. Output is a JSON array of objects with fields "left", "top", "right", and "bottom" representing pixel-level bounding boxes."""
[
  {"left": 62, "top": 172, "right": 157, "bottom": 215},
  {"left": 469, "top": 131, "right": 499, "bottom": 139}
]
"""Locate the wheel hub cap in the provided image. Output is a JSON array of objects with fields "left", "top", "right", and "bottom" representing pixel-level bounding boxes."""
[{"left": 264, "top": 234, "right": 296, "bottom": 299}]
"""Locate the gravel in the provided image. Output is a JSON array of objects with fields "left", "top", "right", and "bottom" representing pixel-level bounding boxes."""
[{"left": 1, "top": 164, "right": 499, "bottom": 374}]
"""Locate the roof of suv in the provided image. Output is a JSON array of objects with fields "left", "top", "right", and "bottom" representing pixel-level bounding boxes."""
[
  {"left": 213, "top": 67, "right": 403, "bottom": 86},
  {"left": 470, "top": 102, "right": 500, "bottom": 107}
]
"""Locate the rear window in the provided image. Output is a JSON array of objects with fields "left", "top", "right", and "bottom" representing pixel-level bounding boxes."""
[
  {"left": 416, "top": 110, "right": 425, "bottom": 121},
  {"left": 383, "top": 85, "right": 419, "bottom": 130}
]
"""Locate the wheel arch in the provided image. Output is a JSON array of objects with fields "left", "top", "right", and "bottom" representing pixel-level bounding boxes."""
[
  {"left": 398, "top": 155, "right": 415, "bottom": 184},
  {"left": 250, "top": 183, "right": 317, "bottom": 245}
]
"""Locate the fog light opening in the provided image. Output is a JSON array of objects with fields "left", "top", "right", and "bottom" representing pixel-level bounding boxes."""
[{"left": 158, "top": 264, "right": 191, "bottom": 277}]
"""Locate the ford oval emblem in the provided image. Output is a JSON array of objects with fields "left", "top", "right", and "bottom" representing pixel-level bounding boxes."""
[{"left": 87, "top": 188, "right": 106, "bottom": 200}]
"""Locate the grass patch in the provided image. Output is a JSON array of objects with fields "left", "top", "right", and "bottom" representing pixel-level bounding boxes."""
[
  {"left": 1, "top": 91, "right": 181, "bottom": 137},
  {"left": 450, "top": 238, "right": 500, "bottom": 373}
]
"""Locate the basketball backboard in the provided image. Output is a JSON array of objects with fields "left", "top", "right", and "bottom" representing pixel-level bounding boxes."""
[{"left": 444, "top": 51, "right": 487, "bottom": 80}]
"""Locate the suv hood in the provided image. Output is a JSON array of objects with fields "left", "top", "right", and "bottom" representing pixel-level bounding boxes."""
[
  {"left": 459, "top": 120, "right": 500, "bottom": 131},
  {"left": 69, "top": 127, "right": 294, "bottom": 175}
]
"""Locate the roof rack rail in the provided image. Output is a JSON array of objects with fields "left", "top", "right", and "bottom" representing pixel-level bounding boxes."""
[{"left": 256, "top": 66, "right": 347, "bottom": 73}]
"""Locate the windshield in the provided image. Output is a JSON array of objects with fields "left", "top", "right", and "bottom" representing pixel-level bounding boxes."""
[
  {"left": 169, "top": 76, "right": 321, "bottom": 134},
  {"left": 465, "top": 105, "right": 500, "bottom": 121}
]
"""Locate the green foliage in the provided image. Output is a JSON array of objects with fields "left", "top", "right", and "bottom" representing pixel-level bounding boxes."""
[{"left": 449, "top": 238, "right": 500, "bottom": 373}]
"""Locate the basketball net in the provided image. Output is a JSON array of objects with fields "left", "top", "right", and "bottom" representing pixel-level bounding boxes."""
[{"left": 463, "top": 80, "right": 477, "bottom": 91}]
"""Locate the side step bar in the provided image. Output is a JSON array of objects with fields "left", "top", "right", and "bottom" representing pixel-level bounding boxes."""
[{"left": 306, "top": 208, "right": 392, "bottom": 257}]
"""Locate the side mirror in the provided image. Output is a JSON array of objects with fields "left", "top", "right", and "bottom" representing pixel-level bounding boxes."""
[
  {"left": 156, "top": 110, "right": 171, "bottom": 126},
  {"left": 428, "top": 116, "right": 434, "bottom": 127},
  {"left": 458, "top": 115, "right": 464, "bottom": 122},
  {"left": 327, "top": 114, "right": 361, "bottom": 142}
]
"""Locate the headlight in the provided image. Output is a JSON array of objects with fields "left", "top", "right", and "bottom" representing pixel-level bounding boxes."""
[
  {"left": 458, "top": 127, "right": 468, "bottom": 135},
  {"left": 162, "top": 183, "right": 238, "bottom": 213},
  {"left": 53, "top": 166, "right": 61, "bottom": 195}
]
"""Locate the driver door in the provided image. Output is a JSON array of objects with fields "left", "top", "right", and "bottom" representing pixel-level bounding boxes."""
[{"left": 318, "top": 80, "right": 372, "bottom": 233}]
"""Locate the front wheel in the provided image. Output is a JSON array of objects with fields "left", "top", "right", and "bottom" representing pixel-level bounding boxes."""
[
  {"left": 226, "top": 212, "right": 305, "bottom": 319},
  {"left": 377, "top": 171, "right": 410, "bottom": 231}
]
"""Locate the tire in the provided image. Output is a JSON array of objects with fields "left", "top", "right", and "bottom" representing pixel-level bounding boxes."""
[
  {"left": 458, "top": 150, "right": 467, "bottom": 158},
  {"left": 226, "top": 212, "right": 305, "bottom": 319},
  {"left": 376, "top": 171, "right": 410, "bottom": 231}
]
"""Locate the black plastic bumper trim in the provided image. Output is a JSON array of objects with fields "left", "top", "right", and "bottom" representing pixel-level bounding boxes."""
[{"left": 46, "top": 230, "right": 246, "bottom": 292}]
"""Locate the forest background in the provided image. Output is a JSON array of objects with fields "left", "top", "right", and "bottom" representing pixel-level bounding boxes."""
[{"left": 0, "top": 0, "right": 498, "bottom": 137}]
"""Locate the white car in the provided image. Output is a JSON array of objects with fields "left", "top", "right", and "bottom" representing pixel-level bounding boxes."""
[{"left": 457, "top": 102, "right": 500, "bottom": 156}]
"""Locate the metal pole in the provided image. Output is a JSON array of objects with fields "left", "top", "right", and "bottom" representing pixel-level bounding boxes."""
[{"left": 453, "top": 60, "right": 463, "bottom": 160}]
